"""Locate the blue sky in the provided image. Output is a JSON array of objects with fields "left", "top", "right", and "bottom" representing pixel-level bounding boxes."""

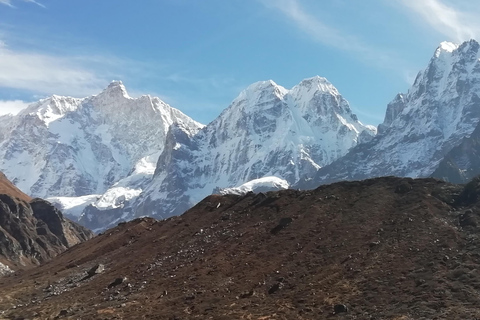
[{"left": 1, "top": 0, "right": 480, "bottom": 125}]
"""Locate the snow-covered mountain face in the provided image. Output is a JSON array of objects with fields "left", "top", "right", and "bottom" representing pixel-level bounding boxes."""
[
  {"left": 0, "top": 81, "right": 203, "bottom": 201},
  {"left": 132, "top": 76, "right": 375, "bottom": 220},
  {"left": 301, "top": 40, "right": 480, "bottom": 187}
]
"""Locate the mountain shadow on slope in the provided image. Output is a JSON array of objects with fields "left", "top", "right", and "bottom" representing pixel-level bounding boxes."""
[
  {"left": 431, "top": 121, "right": 480, "bottom": 183},
  {"left": 454, "top": 175, "right": 480, "bottom": 206}
]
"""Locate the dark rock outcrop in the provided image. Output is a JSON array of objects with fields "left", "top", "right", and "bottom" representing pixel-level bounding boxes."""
[
  {"left": 455, "top": 176, "right": 480, "bottom": 206},
  {"left": 0, "top": 173, "right": 93, "bottom": 270},
  {"left": 334, "top": 304, "right": 348, "bottom": 314}
]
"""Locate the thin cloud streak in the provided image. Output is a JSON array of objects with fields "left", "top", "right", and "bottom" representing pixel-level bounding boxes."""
[
  {"left": 24, "top": 0, "right": 44, "bottom": 8},
  {"left": 260, "top": 0, "right": 408, "bottom": 74},
  {"left": 0, "top": 44, "right": 111, "bottom": 97},
  {"left": 398, "top": 0, "right": 480, "bottom": 42},
  {"left": 261, "top": 0, "right": 368, "bottom": 53},
  {"left": 0, "top": 0, "right": 44, "bottom": 7},
  {"left": 0, "top": 30, "right": 166, "bottom": 99},
  {"left": 0, "top": 0, "right": 13, "bottom": 7}
]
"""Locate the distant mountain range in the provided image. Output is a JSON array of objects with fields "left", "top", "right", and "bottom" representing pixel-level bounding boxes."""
[{"left": 1, "top": 40, "right": 480, "bottom": 231}]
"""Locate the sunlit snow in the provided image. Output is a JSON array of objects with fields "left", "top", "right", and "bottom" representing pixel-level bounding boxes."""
[{"left": 219, "top": 176, "right": 289, "bottom": 195}]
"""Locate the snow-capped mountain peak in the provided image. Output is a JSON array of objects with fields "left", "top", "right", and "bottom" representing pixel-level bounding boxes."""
[
  {"left": 232, "top": 80, "right": 288, "bottom": 111},
  {"left": 243, "top": 79, "right": 284, "bottom": 93},
  {"left": 98, "top": 80, "right": 130, "bottom": 100},
  {"left": 130, "top": 76, "right": 375, "bottom": 221},
  {"left": 293, "top": 76, "right": 339, "bottom": 95},
  {"left": 435, "top": 41, "right": 459, "bottom": 56},
  {"left": 18, "top": 95, "right": 83, "bottom": 127},
  {"left": 304, "top": 39, "right": 480, "bottom": 187},
  {"left": 288, "top": 75, "right": 357, "bottom": 122},
  {"left": 0, "top": 82, "right": 203, "bottom": 199},
  {"left": 416, "top": 39, "right": 480, "bottom": 93}
]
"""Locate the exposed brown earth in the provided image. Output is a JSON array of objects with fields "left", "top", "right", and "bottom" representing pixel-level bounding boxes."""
[
  {"left": 0, "top": 172, "right": 31, "bottom": 203},
  {"left": 2, "top": 177, "right": 480, "bottom": 319},
  {"left": 0, "top": 173, "right": 94, "bottom": 270}
]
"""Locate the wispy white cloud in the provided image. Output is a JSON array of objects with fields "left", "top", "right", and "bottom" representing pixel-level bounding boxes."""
[
  {"left": 24, "top": 0, "right": 44, "bottom": 8},
  {"left": 0, "top": 100, "right": 30, "bottom": 115},
  {"left": 0, "top": 44, "right": 110, "bottom": 97},
  {"left": 0, "top": 28, "right": 238, "bottom": 113},
  {"left": 259, "top": 0, "right": 405, "bottom": 71},
  {"left": 0, "top": 0, "right": 13, "bottom": 7},
  {"left": 397, "top": 0, "right": 480, "bottom": 42},
  {"left": 261, "top": 0, "right": 366, "bottom": 53},
  {"left": 0, "top": 0, "right": 44, "bottom": 8}
]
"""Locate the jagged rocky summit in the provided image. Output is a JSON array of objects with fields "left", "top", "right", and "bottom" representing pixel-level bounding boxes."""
[{"left": 298, "top": 39, "right": 480, "bottom": 188}]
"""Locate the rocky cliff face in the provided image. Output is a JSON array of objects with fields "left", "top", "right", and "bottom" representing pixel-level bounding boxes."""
[
  {"left": 131, "top": 76, "right": 375, "bottom": 220},
  {"left": 0, "top": 173, "right": 93, "bottom": 271},
  {"left": 299, "top": 40, "right": 480, "bottom": 188}
]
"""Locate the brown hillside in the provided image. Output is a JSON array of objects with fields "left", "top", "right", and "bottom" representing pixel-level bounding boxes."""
[
  {"left": 2, "top": 177, "right": 480, "bottom": 319},
  {"left": 0, "top": 172, "right": 32, "bottom": 202},
  {"left": 0, "top": 172, "right": 94, "bottom": 271}
]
